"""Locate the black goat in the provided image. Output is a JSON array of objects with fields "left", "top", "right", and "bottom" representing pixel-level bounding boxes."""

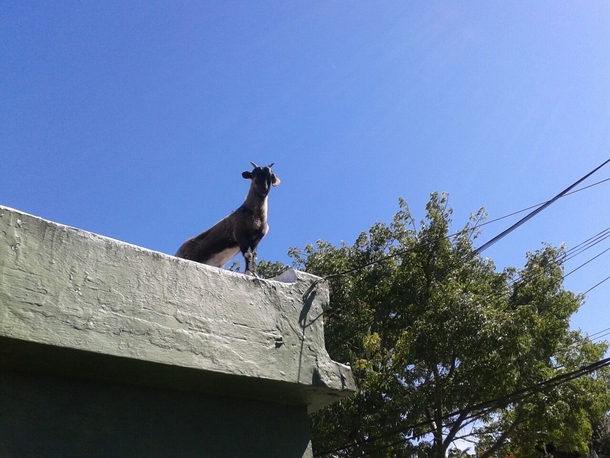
[{"left": 175, "top": 162, "right": 280, "bottom": 276}]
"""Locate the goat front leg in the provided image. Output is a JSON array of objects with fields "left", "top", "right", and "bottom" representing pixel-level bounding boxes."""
[{"left": 241, "top": 245, "right": 258, "bottom": 277}]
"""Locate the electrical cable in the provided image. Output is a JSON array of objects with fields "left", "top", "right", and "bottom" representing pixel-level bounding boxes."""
[
  {"left": 312, "top": 231, "right": 610, "bottom": 455},
  {"left": 306, "top": 166, "right": 610, "bottom": 287},
  {"left": 584, "top": 274, "right": 610, "bottom": 296},
  {"left": 587, "top": 326, "right": 610, "bottom": 340},
  {"left": 475, "top": 158, "right": 610, "bottom": 254},
  {"left": 315, "top": 231, "right": 610, "bottom": 388},
  {"left": 314, "top": 356, "right": 610, "bottom": 457},
  {"left": 469, "top": 177, "right": 610, "bottom": 232},
  {"left": 356, "top": 358, "right": 610, "bottom": 457},
  {"left": 562, "top": 228, "right": 610, "bottom": 264},
  {"left": 563, "top": 246, "right": 610, "bottom": 278},
  {"left": 500, "top": 225, "right": 610, "bottom": 289},
  {"left": 306, "top": 163, "right": 610, "bottom": 456},
  {"left": 313, "top": 320, "right": 610, "bottom": 455},
  {"left": 564, "top": 227, "right": 610, "bottom": 256},
  {"left": 590, "top": 330, "right": 610, "bottom": 343}
]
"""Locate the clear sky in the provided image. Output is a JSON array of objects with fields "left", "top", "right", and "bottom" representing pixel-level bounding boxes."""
[{"left": 2, "top": 2, "right": 609, "bottom": 341}]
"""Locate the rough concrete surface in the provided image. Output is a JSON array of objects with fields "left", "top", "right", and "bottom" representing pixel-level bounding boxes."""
[{"left": 0, "top": 205, "right": 355, "bottom": 412}]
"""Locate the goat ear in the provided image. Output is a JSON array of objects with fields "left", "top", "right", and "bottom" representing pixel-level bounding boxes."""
[
  {"left": 271, "top": 173, "right": 281, "bottom": 187},
  {"left": 242, "top": 171, "right": 253, "bottom": 179}
]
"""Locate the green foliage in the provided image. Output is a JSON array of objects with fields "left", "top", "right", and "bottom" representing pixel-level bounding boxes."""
[
  {"left": 282, "top": 193, "right": 610, "bottom": 457},
  {"left": 255, "top": 259, "right": 290, "bottom": 279},
  {"left": 592, "top": 410, "right": 610, "bottom": 456},
  {"left": 228, "top": 258, "right": 290, "bottom": 279}
]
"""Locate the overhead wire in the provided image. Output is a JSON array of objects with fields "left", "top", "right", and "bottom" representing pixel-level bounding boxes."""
[
  {"left": 312, "top": 290, "right": 610, "bottom": 455},
  {"left": 500, "top": 225, "right": 610, "bottom": 287},
  {"left": 308, "top": 240, "right": 610, "bottom": 456},
  {"left": 313, "top": 223, "right": 610, "bottom": 386},
  {"left": 306, "top": 163, "right": 610, "bottom": 287},
  {"left": 474, "top": 158, "right": 610, "bottom": 253},
  {"left": 562, "top": 228, "right": 610, "bottom": 264},
  {"left": 319, "top": 222, "right": 610, "bottom": 323},
  {"left": 311, "top": 296, "right": 610, "bottom": 455},
  {"left": 470, "top": 176, "right": 610, "bottom": 231},
  {"left": 308, "top": 163, "right": 610, "bottom": 457},
  {"left": 359, "top": 357, "right": 610, "bottom": 457},
  {"left": 312, "top": 271, "right": 610, "bottom": 457},
  {"left": 314, "top": 356, "right": 610, "bottom": 457},
  {"left": 589, "top": 330, "right": 610, "bottom": 344},
  {"left": 586, "top": 326, "right": 610, "bottom": 340},
  {"left": 564, "top": 246, "right": 610, "bottom": 278},
  {"left": 584, "top": 274, "right": 610, "bottom": 296}
]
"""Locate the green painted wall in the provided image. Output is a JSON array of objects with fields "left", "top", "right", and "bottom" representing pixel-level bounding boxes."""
[
  {"left": 0, "top": 205, "right": 355, "bottom": 457},
  {"left": 1, "top": 370, "right": 312, "bottom": 457}
]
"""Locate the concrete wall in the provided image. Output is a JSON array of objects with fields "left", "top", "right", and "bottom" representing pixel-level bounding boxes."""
[
  {"left": 0, "top": 205, "right": 355, "bottom": 457},
  {"left": 1, "top": 370, "right": 312, "bottom": 458}
]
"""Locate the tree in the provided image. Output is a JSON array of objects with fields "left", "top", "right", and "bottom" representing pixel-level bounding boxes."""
[
  {"left": 277, "top": 193, "right": 610, "bottom": 457},
  {"left": 592, "top": 411, "right": 610, "bottom": 457},
  {"left": 589, "top": 369, "right": 610, "bottom": 457}
]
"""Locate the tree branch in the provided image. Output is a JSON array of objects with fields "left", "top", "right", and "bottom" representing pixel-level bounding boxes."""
[
  {"left": 479, "top": 413, "right": 524, "bottom": 458},
  {"left": 443, "top": 410, "right": 469, "bottom": 450},
  {"left": 448, "top": 353, "right": 458, "bottom": 379}
]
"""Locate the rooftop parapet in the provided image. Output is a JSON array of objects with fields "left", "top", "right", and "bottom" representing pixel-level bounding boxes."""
[{"left": 0, "top": 205, "right": 355, "bottom": 413}]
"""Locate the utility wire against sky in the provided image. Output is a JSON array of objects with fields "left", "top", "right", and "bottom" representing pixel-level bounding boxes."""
[
  {"left": 474, "top": 158, "right": 610, "bottom": 253},
  {"left": 471, "top": 176, "right": 610, "bottom": 231},
  {"left": 358, "top": 363, "right": 610, "bottom": 457},
  {"left": 310, "top": 163, "right": 610, "bottom": 457},
  {"left": 307, "top": 161, "right": 610, "bottom": 286},
  {"left": 587, "top": 328, "right": 610, "bottom": 344},
  {"left": 312, "top": 200, "right": 610, "bottom": 347},
  {"left": 311, "top": 205, "right": 610, "bottom": 314},
  {"left": 587, "top": 326, "right": 610, "bottom": 340},
  {"left": 584, "top": 274, "right": 610, "bottom": 296},
  {"left": 316, "top": 321, "right": 610, "bottom": 457},
  {"left": 562, "top": 227, "right": 610, "bottom": 263},
  {"left": 564, "top": 246, "right": 610, "bottom": 278},
  {"left": 333, "top": 221, "right": 610, "bottom": 377}
]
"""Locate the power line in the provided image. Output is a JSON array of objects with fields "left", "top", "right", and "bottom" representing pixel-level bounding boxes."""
[
  {"left": 590, "top": 330, "right": 610, "bottom": 344},
  {"left": 312, "top": 224, "right": 610, "bottom": 373},
  {"left": 565, "top": 227, "right": 610, "bottom": 255},
  {"left": 503, "top": 225, "right": 610, "bottom": 287},
  {"left": 311, "top": 306, "right": 610, "bottom": 454},
  {"left": 587, "top": 326, "right": 610, "bottom": 340},
  {"left": 475, "top": 158, "right": 610, "bottom": 253},
  {"left": 564, "top": 246, "right": 610, "bottom": 278},
  {"left": 311, "top": 232, "right": 610, "bottom": 456},
  {"left": 314, "top": 356, "right": 610, "bottom": 457},
  {"left": 306, "top": 167, "right": 610, "bottom": 286},
  {"left": 316, "top": 357, "right": 610, "bottom": 456},
  {"left": 319, "top": 223, "right": 610, "bottom": 321},
  {"left": 563, "top": 227, "right": 610, "bottom": 263},
  {"left": 309, "top": 273, "right": 610, "bottom": 454},
  {"left": 584, "top": 274, "right": 610, "bottom": 296},
  {"left": 471, "top": 176, "right": 610, "bottom": 231},
  {"left": 306, "top": 165, "right": 610, "bottom": 456},
  {"left": 357, "top": 359, "right": 610, "bottom": 457}
]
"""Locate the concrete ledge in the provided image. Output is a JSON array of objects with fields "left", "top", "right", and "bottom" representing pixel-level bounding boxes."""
[{"left": 0, "top": 205, "right": 355, "bottom": 413}]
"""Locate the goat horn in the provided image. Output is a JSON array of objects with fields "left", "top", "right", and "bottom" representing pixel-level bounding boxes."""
[
  {"left": 250, "top": 162, "right": 259, "bottom": 169},
  {"left": 267, "top": 163, "right": 274, "bottom": 168}
]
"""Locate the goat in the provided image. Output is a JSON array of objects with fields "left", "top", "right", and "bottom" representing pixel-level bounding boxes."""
[{"left": 175, "top": 162, "right": 280, "bottom": 276}]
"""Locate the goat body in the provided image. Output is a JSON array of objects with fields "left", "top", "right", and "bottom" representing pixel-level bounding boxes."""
[{"left": 175, "top": 163, "right": 280, "bottom": 276}]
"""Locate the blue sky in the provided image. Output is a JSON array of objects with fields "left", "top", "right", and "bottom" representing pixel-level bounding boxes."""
[{"left": 2, "top": 2, "right": 609, "bottom": 340}]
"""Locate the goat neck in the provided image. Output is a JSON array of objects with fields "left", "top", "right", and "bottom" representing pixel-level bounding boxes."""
[{"left": 243, "top": 180, "right": 269, "bottom": 214}]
